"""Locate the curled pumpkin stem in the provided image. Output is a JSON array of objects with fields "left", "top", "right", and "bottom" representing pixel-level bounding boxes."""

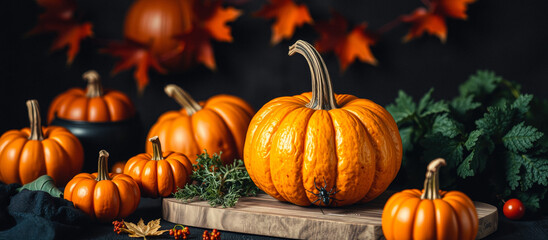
[
  {"left": 96, "top": 150, "right": 111, "bottom": 181},
  {"left": 149, "top": 136, "right": 164, "bottom": 161},
  {"left": 289, "top": 40, "right": 337, "bottom": 110},
  {"left": 26, "top": 99, "right": 44, "bottom": 141},
  {"left": 164, "top": 84, "right": 202, "bottom": 115},
  {"left": 420, "top": 158, "right": 446, "bottom": 200},
  {"left": 83, "top": 70, "right": 104, "bottom": 98}
]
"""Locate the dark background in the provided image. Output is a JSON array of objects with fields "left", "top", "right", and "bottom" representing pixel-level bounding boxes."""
[{"left": 1, "top": 0, "right": 548, "bottom": 152}]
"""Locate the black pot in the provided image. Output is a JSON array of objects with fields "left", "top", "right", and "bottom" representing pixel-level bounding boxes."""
[{"left": 50, "top": 115, "right": 144, "bottom": 173}]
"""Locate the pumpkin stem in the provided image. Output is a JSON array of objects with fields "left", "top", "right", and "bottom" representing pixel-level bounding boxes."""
[
  {"left": 83, "top": 70, "right": 104, "bottom": 98},
  {"left": 289, "top": 40, "right": 337, "bottom": 110},
  {"left": 149, "top": 136, "right": 164, "bottom": 161},
  {"left": 164, "top": 84, "right": 202, "bottom": 115},
  {"left": 96, "top": 150, "right": 111, "bottom": 181},
  {"left": 26, "top": 99, "right": 44, "bottom": 141},
  {"left": 421, "top": 158, "right": 446, "bottom": 200}
]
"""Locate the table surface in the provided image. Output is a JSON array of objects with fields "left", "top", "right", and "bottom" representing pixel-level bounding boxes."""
[{"left": 74, "top": 197, "right": 548, "bottom": 240}]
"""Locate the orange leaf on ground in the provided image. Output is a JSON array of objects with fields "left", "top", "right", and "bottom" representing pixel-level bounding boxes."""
[
  {"left": 174, "top": 0, "right": 241, "bottom": 70},
  {"left": 255, "top": 0, "right": 313, "bottom": 45},
  {"left": 315, "top": 13, "right": 377, "bottom": 71},
  {"left": 29, "top": 0, "right": 92, "bottom": 64},
  {"left": 101, "top": 40, "right": 167, "bottom": 93},
  {"left": 401, "top": 0, "right": 475, "bottom": 42}
]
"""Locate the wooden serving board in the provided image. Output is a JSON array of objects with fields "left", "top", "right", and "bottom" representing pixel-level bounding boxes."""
[{"left": 163, "top": 192, "right": 498, "bottom": 240}]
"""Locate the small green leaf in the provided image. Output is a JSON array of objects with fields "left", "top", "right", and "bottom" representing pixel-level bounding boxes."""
[
  {"left": 476, "top": 106, "right": 514, "bottom": 137},
  {"left": 458, "top": 151, "right": 475, "bottom": 178},
  {"left": 421, "top": 134, "right": 464, "bottom": 169},
  {"left": 503, "top": 122, "right": 543, "bottom": 152},
  {"left": 459, "top": 70, "right": 502, "bottom": 97},
  {"left": 451, "top": 95, "right": 481, "bottom": 116},
  {"left": 465, "top": 130, "right": 483, "bottom": 151},
  {"left": 16, "top": 175, "right": 63, "bottom": 198},
  {"left": 511, "top": 94, "right": 533, "bottom": 116},
  {"left": 505, "top": 151, "right": 522, "bottom": 190},
  {"left": 432, "top": 114, "right": 462, "bottom": 138},
  {"left": 417, "top": 88, "right": 434, "bottom": 114},
  {"left": 386, "top": 90, "right": 416, "bottom": 123}
]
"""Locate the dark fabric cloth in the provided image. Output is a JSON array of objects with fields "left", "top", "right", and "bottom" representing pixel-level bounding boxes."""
[{"left": 0, "top": 183, "right": 90, "bottom": 240}]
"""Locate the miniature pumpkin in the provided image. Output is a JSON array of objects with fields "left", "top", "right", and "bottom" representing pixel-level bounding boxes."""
[
  {"left": 64, "top": 150, "right": 141, "bottom": 222},
  {"left": 147, "top": 84, "right": 254, "bottom": 164},
  {"left": 124, "top": 0, "right": 193, "bottom": 69},
  {"left": 124, "top": 136, "right": 193, "bottom": 198},
  {"left": 381, "top": 158, "right": 478, "bottom": 240},
  {"left": 111, "top": 161, "right": 126, "bottom": 174},
  {"left": 47, "top": 70, "right": 136, "bottom": 123},
  {"left": 0, "top": 100, "right": 84, "bottom": 185},
  {"left": 243, "top": 40, "right": 402, "bottom": 207}
]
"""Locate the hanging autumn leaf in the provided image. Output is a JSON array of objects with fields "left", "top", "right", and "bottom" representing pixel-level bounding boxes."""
[
  {"left": 314, "top": 12, "right": 378, "bottom": 71},
  {"left": 173, "top": 0, "right": 241, "bottom": 70},
  {"left": 119, "top": 218, "right": 169, "bottom": 239},
  {"left": 401, "top": 0, "right": 476, "bottom": 42},
  {"left": 100, "top": 40, "right": 167, "bottom": 93},
  {"left": 255, "top": 0, "right": 313, "bottom": 45},
  {"left": 28, "top": 0, "right": 93, "bottom": 64}
]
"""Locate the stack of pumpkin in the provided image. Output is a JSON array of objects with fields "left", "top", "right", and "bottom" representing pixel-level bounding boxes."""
[{"left": 0, "top": 40, "right": 479, "bottom": 240}]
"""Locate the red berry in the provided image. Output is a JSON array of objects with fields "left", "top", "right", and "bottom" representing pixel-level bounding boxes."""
[{"left": 503, "top": 198, "right": 525, "bottom": 220}]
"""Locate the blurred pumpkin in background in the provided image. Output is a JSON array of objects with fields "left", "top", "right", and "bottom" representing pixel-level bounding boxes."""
[
  {"left": 47, "top": 70, "right": 142, "bottom": 173},
  {"left": 47, "top": 70, "right": 136, "bottom": 123},
  {"left": 123, "top": 0, "right": 193, "bottom": 70},
  {"left": 147, "top": 84, "right": 255, "bottom": 164}
]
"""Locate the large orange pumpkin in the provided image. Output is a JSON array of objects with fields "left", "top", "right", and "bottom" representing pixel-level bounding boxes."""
[
  {"left": 382, "top": 159, "right": 479, "bottom": 240},
  {"left": 0, "top": 100, "right": 84, "bottom": 185},
  {"left": 124, "top": 136, "right": 193, "bottom": 198},
  {"left": 47, "top": 70, "right": 136, "bottom": 123},
  {"left": 146, "top": 84, "right": 254, "bottom": 164},
  {"left": 64, "top": 150, "right": 141, "bottom": 222},
  {"left": 243, "top": 40, "right": 402, "bottom": 207},
  {"left": 124, "top": 0, "right": 193, "bottom": 69}
]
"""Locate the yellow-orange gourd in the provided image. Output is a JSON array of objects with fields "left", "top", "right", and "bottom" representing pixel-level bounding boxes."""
[
  {"left": 0, "top": 100, "right": 83, "bottom": 185},
  {"left": 147, "top": 84, "right": 254, "bottom": 165},
  {"left": 64, "top": 150, "right": 141, "bottom": 222},
  {"left": 382, "top": 158, "right": 479, "bottom": 240},
  {"left": 243, "top": 40, "right": 402, "bottom": 207}
]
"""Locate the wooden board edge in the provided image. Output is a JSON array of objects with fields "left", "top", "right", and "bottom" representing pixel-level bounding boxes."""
[{"left": 163, "top": 198, "right": 384, "bottom": 240}]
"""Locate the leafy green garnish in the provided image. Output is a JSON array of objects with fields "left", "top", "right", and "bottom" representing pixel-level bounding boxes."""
[
  {"left": 173, "top": 151, "right": 259, "bottom": 208},
  {"left": 387, "top": 70, "right": 548, "bottom": 212}
]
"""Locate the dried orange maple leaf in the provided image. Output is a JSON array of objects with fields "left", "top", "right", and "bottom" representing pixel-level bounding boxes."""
[
  {"left": 255, "top": 0, "right": 313, "bottom": 45},
  {"left": 402, "top": 0, "right": 476, "bottom": 42},
  {"left": 28, "top": 0, "right": 93, "bottom": 64},
  {"left": 315, "top": 13, "right": 378, "bottom": 71},
  {"left": 174, "top": 0, "right": 241, "bottom": 70},
  {"left": 101, "top": 40, "right": 167, "bottom": 93}
]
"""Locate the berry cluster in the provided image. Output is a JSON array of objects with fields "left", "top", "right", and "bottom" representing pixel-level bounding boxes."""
[
  {"left": 203, "top": 229, "right": 221, "bottom": 240},
  {"left": 169, "top": 225, "right": 190, "bottom": 239},
  {"left": 112, "top": 220, "right": 125, "bottom": 234}
]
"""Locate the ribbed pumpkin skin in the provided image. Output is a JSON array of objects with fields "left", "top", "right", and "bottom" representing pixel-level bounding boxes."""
[
  {"left": 124, "top": 151, "right": 193, "bottom": 198},
  {"left": 0, "top": 126, "right": 84, "bottom": 185},
  {"left": 64, "top": 172, "right": 141, "bottom": 222},
  {"left": 147, "top": 95, "right": 255, "bottom": 164},
  {"left": 382, "top": 189, "right": 478, "bottom": 240},
  {"left": 47, "top": 88, "right": 136, "bottom": 123},
  {"left": 244, "top": 92, "right": 402, "bottom": 206}
]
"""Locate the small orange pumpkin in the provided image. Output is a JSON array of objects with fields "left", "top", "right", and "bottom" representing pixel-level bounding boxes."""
[
  {"left": 64, "top": 150, "right": 141, "bottom": 222},
  {"left": 381, "top": 158, "right": 479, "bottom": 240},
  {"left": 47, "top": 70, "right": 136, "bottom": 123},
  {"left": 0, "top": 100, "right": 84, "bottom": 185},
  {"left": 124, "top": 136, "right": 193, "bottom": 198},
  {"left": 146, "top": 84, "right": 254, "bottom": 164},
  {"left": 244, "top": 40, "right": 402, "bottom": 207}
]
